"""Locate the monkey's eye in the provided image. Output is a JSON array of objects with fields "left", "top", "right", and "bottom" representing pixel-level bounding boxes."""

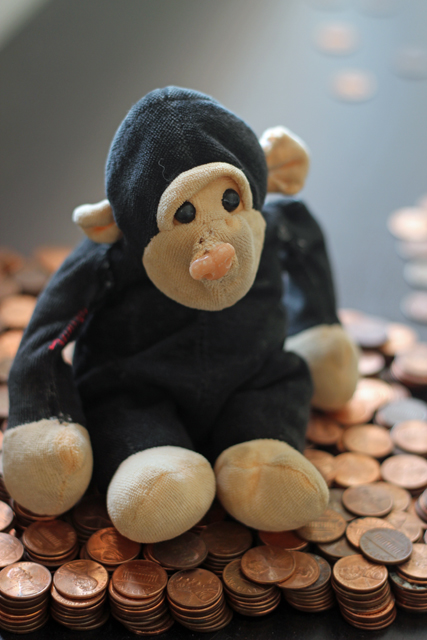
[
  {"left": 174, "top": 201, "right": 196, "bottom": 224},
  {"left": 222, "top": 189, "right": 240, "bottom": 212}
]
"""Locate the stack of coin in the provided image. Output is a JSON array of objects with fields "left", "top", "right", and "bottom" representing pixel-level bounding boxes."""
[
  {"left": 332, "top": 555, "right": 396, "bottom": 629},
  {"left": 257, "top": 529, "right": 309, "bottom": 552},
  {"left": 278, "top": 551, "right": 319, "bottom": 594},
  {"left": 70, "top": 494, "right": 112, "bottom": 544},
  {"left": 281, "top": 554, "right": 335, "bottom": 612},
  {"left": 240, "top": 545, "right": 296, "bottom": 586},
  {"left": 21, "top": 519, "right": 79, "bottom": 569},
  {"left": 200, "top": 521, "right": 252, "bottom": 575},
  {"left": 0, "top": 561, "right": 51, "bottom": 633},
  {"left": 222, "top": 559, "right": 281, "bottom": 616},
  {"left": 0, "top": 501, "right": 14, "bottom": 534},
  {"left": 191, "top": 500, "right": 226, "bottom": 534},
  {"left": 167, "top": 567, "right": 232, "bottom": 631},
  {"left": 144, "top": 531, "right": 207, "bottom": 572},
  {"left": 0, "top": 533, "right": 24, "bottom": 569},
  {"left": 84, "top": 527, "right": 141, "bottom": 572},
  {"left": 12, "top": 501, "right": 54, "bottom": 531},
  {"left": 51, "top": 559, "right": 109, "bottom": 630},
  {"left": 109, "top": 559, "right": 173, "bottom": 634},
  {"left": 390, "top": 545, "right": 427, "bottom": 611}
]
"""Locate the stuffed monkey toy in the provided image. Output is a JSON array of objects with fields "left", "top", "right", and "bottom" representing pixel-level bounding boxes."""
[{"left": 3, "top": 87, "right": 358, "bottom": 543}]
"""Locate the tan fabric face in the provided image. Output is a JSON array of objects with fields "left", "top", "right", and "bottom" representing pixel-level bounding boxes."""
[{"left": 143, "top": 165, "right": 266, "bottom": 311}]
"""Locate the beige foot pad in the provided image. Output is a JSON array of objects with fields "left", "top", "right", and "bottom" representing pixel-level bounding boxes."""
[
  {"left": 215, "top": 439, "right": 328, "bottom": 531},
  {"left": 107, "top": 446, "right": 216, "bottom": 543},
  {"left": 286, "top": 323, "right": 359, "bottom": 411},
  {"left": 3, "top": 419, "right": 93, "bottom": 515}
]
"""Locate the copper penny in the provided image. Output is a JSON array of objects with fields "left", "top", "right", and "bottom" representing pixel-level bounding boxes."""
[
  {"left": 0, "top": 534, "right": 24, "bottom": 568},
  {"left": 0, "top": 562, "right": 51, "bottom": 600},
  {"left": 346, "top": 517, "right": 395, "bottom": 548},
  {"left": 53, "top": 560, "right": 108, "bottom": 599},
  {"left": 317, "top": 535, "right": 358, "bottom": 560},
  {"left": 112, "top": 560, "right": 167, "bottom": 599},
  {"left": 223, "top": 559, "right": 274, "bottom": 597},
  {"left": 72, "top": 495, "right": 111, "bottom": 531},
  {"left": 334, "top": 453, "right": 381, "bottom": 487},
  {"left": 342, "top": 425, "right": 393, "bottom": 459},
  {"left": 296, "top": 508, "right": 346, "bottom": 543},
  {"left": 376, "top": 398, "right": 427, "bottom": 428},
  {"left": 150, "top": 532, "right": 207, "bottom": 569},
  {"left": 200, "top": 522, "right": 252, "bottom": 558},
  {"left": 380, "top": 323, "right": 418, "bottom": 357},
  {"left": 386, "top": 511, "right": 422, "bottom": 543},
  {"left": 354, "top": 378, "right": 394, "bottom": 413},
  {"left": 390, "top": 420, "right": 427, "bottom": 456},
  {"left": 303, "top": 449, "right": 336, "bottom": 485},
  {"left": 305, "top": 554, "right": 332, "bottom": 590},
  {"left": 398, "top": 544, "right": 427, "bottom": 580},
  {"left": 381, "top": 454, "right": 427, "bottom": 491},
  {"left": 0, "top": 501, "right": 13, "bottom": 532},
  {"left": 306, "top": 414, "right": 342, "bottom": 446},
  {"left": 0, "top": 295, "right": 37, "bottom": 329},
  {"left": 331, "top": 397, "right": 374, "bottom": 426},
  {"left": 333, "top": 555, "right": 388, "bottom": 592},
  {"left": 374, "top": 482, "right": 411, "bottom": 512},
  {"left": 358, "top": 351, "right": 385, "bottom": 377},
  {"left": 342, "top": 484, "right": 393, "bottom": 518},
  {"left": 167, "top": 568, "right": 222, "bottom": 608},
  {"left": 86, "top": 527, "right": 140, "bottom": 565},
  {"left": 278, "top": 552, "right": 320, "bottom": 590},
  {"left": 328, "top": 488, "right": 355, "bottom": 522},
  {"left": 240, "top": 546, "right": 295, "bottom": 584},
  {"left": 22, "top": 520, "right": 77, "bottom": 557},
  {"left": 359, "top": 528, "right": 412, "bottom": 565},
  {"left": 51, "top": 585, "right": 106, "bottom": 609},
  {"left": 258, "top": 530, "right": 307, "bottom": 551},
  {"left": 193, "top": 501, "right": 226, "bottom": 530}
]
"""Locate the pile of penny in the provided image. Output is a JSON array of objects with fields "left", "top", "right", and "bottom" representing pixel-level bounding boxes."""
[
  {"left": 415, "top": 488, "right": 427, "bottom": 523},
  {"left": 223, "top": 559, "right": 281, "bottom": 616},
  {"left": 51, "top": 559, "right": 109, "bottom": 630},
  {"left": 332, "top": 555, "right": 396, "bottom": 630},
  {"left": 144, "top": 531, "right": 208, "bottom": 572},
  {"left": 389, "top": 544, "right": 427, "bottom": 612},
  {"left": 167, "top": 567, "right": 232, "bottom": 632},
  {"left": 109, "top": 559, "right": 174, "bottom": 634},
  {"left": 13, "top": 501, "right": 53, "bottom": 531},
  {"left": 199, "top": 521, "right": 252, "bottom": 575},
  {"left": 281, "top": 554, "right": 335, "bottom": 612},
  {"left": 0, "top": 532, "right": 24, "bottom": 569},
  {"left": 191, "top": 500, "right": 226, "bottom": 534},
  {"left": 21, "top": 519, "right": 79, "bottom": 569},
  {"left": 0, "top": 561, "right": 51, "bottom": 633},
  {"left": 0, "top": 501, "right": 14, "bottom": 534},
  {"left": 83, "top": 526, "right": 141, "bottom": 572},
  {"left": 257, "top": 529, "right": 309, "bottom": 552},
  {"left": 70, "top": 494, "right": 112, "bottom": 544}
]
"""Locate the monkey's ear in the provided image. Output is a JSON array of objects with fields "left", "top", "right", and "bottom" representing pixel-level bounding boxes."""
[
  {"left": 259, "top": 126, "right": 310, "bottom": 195},
  {"left": 72, "top": 200, "right": 122, "bottom": 243}
]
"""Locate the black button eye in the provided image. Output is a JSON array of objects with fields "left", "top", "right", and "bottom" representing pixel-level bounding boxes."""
[
  {"left": 222, "top": 189, "right": 240, "bottom": 212},
  {"left": 174, "top": 201, "right": 196, "bottom": 224}
]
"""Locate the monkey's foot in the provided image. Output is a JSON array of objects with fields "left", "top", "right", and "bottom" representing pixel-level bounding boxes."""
[
  {"left": 107, "top": 446, "right": 216, "bottom": 543},
  {"left": 3, "top": 419, "right": 93, "bottom": 515},
  {"left": 286, "top": 324, "right": 359, "bottom": 411},
  {"left": 215, "top": 439, "right": 328, "bottom": 531}
]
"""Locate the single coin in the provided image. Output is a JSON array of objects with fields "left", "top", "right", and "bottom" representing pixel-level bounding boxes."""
[
  {"left": 328, "top": 488, "right": 355, "bottom": 522},
  {"left": 0, "top": 295, "right": 37, "bottom": 329},
  {"left": 380, "top": 323, "right": 418, "bottom": 357},
  {"left": 0, "top": 502, "right": 13, "bottom": 532},
  {"left": 303, "top": 449, "right": 336, "bottom": 485},
  {"left": 317, "top": 535, "right": 358, "bottom": 560},
  {"left": 331, "top": 397, "right": 374, "bottom": 426},
  {"left": 223, "top": 559, "right": 274, "bottom": 597},
  {"left": 388, "top": 207, "right": 427, "bottom": 242},
  {"left": 167, "top": 568, "right": 222, "bottom": 608},
  {"left": 359, "top": 528, "right": 412, "bottom": 565},
  {"left": 150, "top": 532, "right": 207, "bottom": 569},
  {"left": 112, "top": 560, "right": 167, "bottom": 599},
  {"left": 333, "top": 555, "right": 388, "bottom": 592},
  {"left": 342, "top": 424, "right": 393, "bottom": 459},
  {"left": 72, "top": 495, "right": 111, "bottom": 532},
  {"left": 258, "top": 530, "right": 307, "bottom": 551},
  {"left": 297, "top": 508, "right": 346, "bottom": 543},
  {"left": 53, "top": 560, "right": 108, "bottom": 600},
  {"left": 381, "top": 454, "right": 427, "bottom": 491},
  {"left": 0, "top": 534, "right": 24, "bottom": 568},
  {"left": 278, "top": 552, "right": 320, "bottom": 590},
  {"left": 0, "top": 562, "right": 51, "bottom": 600},
  {"left": 342, "top": 484, "right": 393, "bottom": 518},
  {"left": 374, "top": 482, "right": 411, "bottom": 511},
  {"left": 314, "top": 22, "right": 359, "bottom": 55},
  {"left": 200, "top": 521, "right": 252, "bottom": 559},
  {"left": 398, "top": 544, "right": 427, "bottom": 580},
  {"left": 22, "top": 520, "right": 77, "bottom": 557},
  {"left": 390, "top": 420, "right": 427, "bottom": 456},
  {"left": 358, "top": 351, "right": 385, "bottom": 377},
  {"left": 240, "top": 546, "right": 295, "bottom": 584},
  {"left": 354, "top": 378, "right": 394, "bottom": 412},
  {"left": 401, "top": 292, "right": 427, "bottom": 325},
  {"left": 334, "top": 452, "right": 381, "bottom": 487},
  {"left": 306, "top": 414, "right": 342, "bottom": 446},
  {"left": 86, "top": 527, "right": 140, "bottom": 565},
  {"left": 386, "top": 510, "right": 422, "bottom": 543},
  {"left": 376, "top": 398, "right": 427, "bottom": 428},
  {"left": 346, "top": 517, "right": 395, "bottom": 548}
]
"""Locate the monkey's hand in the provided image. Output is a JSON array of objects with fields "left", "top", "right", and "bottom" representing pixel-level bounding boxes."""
[{"left": 3, "top": 419, "right": 93, "bottom": 515}]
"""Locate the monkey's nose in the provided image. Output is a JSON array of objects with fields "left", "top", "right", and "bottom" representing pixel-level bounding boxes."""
[{"left": 189, "top": 243, "right": 235, "bottom": 281}]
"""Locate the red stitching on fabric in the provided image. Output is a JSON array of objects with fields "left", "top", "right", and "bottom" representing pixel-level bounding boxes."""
[{"left": 48, "top": 308, "right": 88, "bottom": 351}]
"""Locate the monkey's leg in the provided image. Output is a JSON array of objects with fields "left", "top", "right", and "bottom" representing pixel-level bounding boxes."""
[
  {"left": 85, "top": 390, "right": 215, "bottom": 543},
  {"left": 209, "top": 350, "right": 328, "bottom": 532}
]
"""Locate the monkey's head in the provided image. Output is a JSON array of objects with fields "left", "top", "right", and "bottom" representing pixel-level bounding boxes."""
[{"left": 73, "top": 87, "right": 309, "bottom": 311}]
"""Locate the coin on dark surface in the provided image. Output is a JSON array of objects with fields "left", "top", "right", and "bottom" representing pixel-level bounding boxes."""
[
  {"left": 328, "top": 488, "right": 355, "bottom": 522},
  {"left": 112, "top": 560, "right": 168, "bottom": 599},
  {"left": 167, "top": 568, "right": 223, "bottom": 608},
  {"left": 0, "top": 562, "right": 51, "bottom": 600},
  {"left": 258, "top": 530, "right": 308, "bottom": 551},
  {"left": 334, "top": 452, "right": 381, "bottom": 487},
  {"left": 397, "top": 544, "right": 427, "bottom": 580},
  {"left": 317, "top": 535, "right": 358, "bottom": 561},
  {"left": 359, "top": 528, "right": 412, "bottom": 565},
  {"left": 306, "top": 414, "right": 342, "bottom": 446},
  {"left": 149, "top": 532, "right": 207, "bottom": 570},
  {"left": 296, "top": 508, "right": 346, "bottom": 543},
  {"left": 53, "top": 560, "right": 109, "bottom": 600},
  {"left": 342, "top": 424, "right": 393, "bottom": 459},
  {"left": 381, "top": 454, "right": 427, "bottom": 492},
  {"left": 346, "top": 517, "right": 395, "bottom": 548},
  {"left": 374, "top": 482, "right": 411, "bottom": 512},
  {"left": 0, "top": 534, "right": 23, "bottom": 569},
  {"left": 303, "top": 449, "right": 336, "bottom": 486},
  {"left": 86, "top": 527, "right": 141, "bottom": 567},
  {"left": 240, "top": 545, "right": 296, "bottom": 584},
  {"left": 390, "top": 420, "right": 427, "bottom": 456},
  {"left": 200, "top": 522, "right": 252, "bottom": 559},
  {"left": 278, "top": 552, "right": 320, "bottom": 590},
  {"left": 333, "top": 555, "right": 388, "bottom": 593},
  {"left": 22, "top": 519, "right": 77, "bottom": 557},
  {"left": 385, "top": 511, "right": 422, "bottom": 543},
  {"left": 342, "top": 484, "right": 393, "bottom": 518}
]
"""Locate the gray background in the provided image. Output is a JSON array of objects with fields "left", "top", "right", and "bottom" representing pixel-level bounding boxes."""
[{"left": 1, "top": 0, "right": 427, "bottom": 338}]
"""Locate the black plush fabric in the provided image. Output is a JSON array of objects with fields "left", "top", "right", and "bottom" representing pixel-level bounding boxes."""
[{"left": 7, "top": 88, "right": 340, "bottom": 493}]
